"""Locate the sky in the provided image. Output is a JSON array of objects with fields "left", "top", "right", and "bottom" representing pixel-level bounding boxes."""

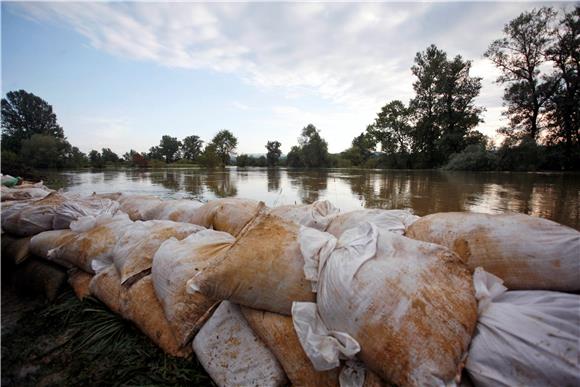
[{"left": 1, "top": 1, "right": 569, "bottom": 155}]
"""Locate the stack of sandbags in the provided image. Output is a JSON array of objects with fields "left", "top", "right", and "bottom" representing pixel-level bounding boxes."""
[
  {"left": 185, "top": 197, "right": 264, "bottom": 236},
  {"left": 293, "top": 222, "right": 477, "bottom": 387},
  {"left": 1, "top": 184, "right": 52, "bottom": 202},
  {"left": 1, "top": 191, "right": 120, "bottom": 236},
  {"left": 142, "top": 198, "right": 204, "bottom": 222},
  {"left": 406, "top": 212, "right": 580, "bottom": 291},
  {"left": 465, "top": 268, "right": 579, "bottom": 386},
  {"left": 271, "top": 200, "right": 340, "bottom": 231},
  {"left": 192, "top": 301, "right": 288, "bottom": 387},
  {"left": 325, "top": 209, "right": 419, "bottom": 237},
  {"left": 152, "top": 229, "right": 235, "bottom": 346}
]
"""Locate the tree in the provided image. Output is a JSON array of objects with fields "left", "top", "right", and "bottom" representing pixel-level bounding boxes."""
[
  {"left": 88, "top": 149, "right": 104, "bottom": 168},
  {"left": 210, "top": 130, "right": 238, "bottom": 165},
  {"left": 265, "top": 141, "right": 282, "bottom": 166},
  {"left": 1, "top": 90, "right": 65, "bottom": 152},
  {"left": 286, "top": 145, "right": 303, "bottom": 167},
  {"left": 485, "top": 7, "right": 557, "bottom": 141},
  {"left": 182, "top": 135, "right": 204, "bottom": 161},
  {"left": 544, "top": 7, "right": 580, "bottom": 167},
  {"left": 370, "top": 101, "right": 412, "bottom": 155},
  {"left": 343, "top": 130, "right": 376, "bottom": 166},
  {"left": 199, "top": 143, "right": 221, "bottom": 167},
  {"left": 101, "top": 148, "right": 120, "bottom": 163},
  {"left": 158, "top": 135, "right": 181, "bottom": 163},
  {"left": 148, "top": 146, "right": 163, "bottom": 160},
  {"left": 236, "top": 154, "right": 250, "bottom": 167},
  {"left": 298, "top": 124, "right": 329, "bottom": 167},
  {"left": 20, "top": 134, "right": 62, "bottom": 168}
]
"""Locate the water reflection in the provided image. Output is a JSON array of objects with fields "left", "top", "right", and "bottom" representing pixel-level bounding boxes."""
[{"left": 45, "top": 168, "right": 580, "bottom": 230}]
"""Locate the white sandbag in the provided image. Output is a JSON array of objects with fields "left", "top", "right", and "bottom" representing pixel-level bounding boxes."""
[
  {"left": 270, "top": 200, "right": 340, "bottom": 231},
  {"left": 1, "top": 186, "right": 52, "bottom": 201},
  {"left": 186, "top": 197, "right": 264, "bottom": 236},
  {"left": 193, "top": 301, "right": 288, "bottom": 387},
  {"left": 406, "top": 212, "right": 580, "bottom": 291},
  {"left": 187, "top": 210, "right": 319, "bottom": 315},
  {"left": 294, "top": 222, "right": 477, "bottom": 387},
  {"left": 112, "top": 220, "right": 204, "bottom": 284},
  {"left": 142, "top": 199, "right": 204, "bottom": 222},
  {"left": 49, "top": 213, "right": 133, "bottom": 273},
  {"left": 29, "top": 229, "right": 76, "bottom": 268},
  {"left": 52, "top": 197, "right": 120, "bottom": 229},
  {"left": 152, "top": 229, "right": 234, "bottom": 346},
  {"left": 117, "top": 194, "right": 163, "bottom": 221},
  {"left": 465, "top": 268, "right": 580, "bottom": 387},
  {"left": 325, "top": 209, "right": 418, "bottom": 237}
]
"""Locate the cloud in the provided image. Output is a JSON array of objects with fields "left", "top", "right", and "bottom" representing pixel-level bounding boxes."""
[{"left": 10, "top": 2, "right": 553, "bottom": 152}]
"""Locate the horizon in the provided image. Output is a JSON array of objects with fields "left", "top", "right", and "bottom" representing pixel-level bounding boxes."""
[{"left": 1, "top": 1, "right": 568, "bottom": 155}]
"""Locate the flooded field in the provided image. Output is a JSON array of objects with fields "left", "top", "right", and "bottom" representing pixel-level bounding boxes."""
[{"left": 45, "top": 168, "right": 580, "bottom": 230}]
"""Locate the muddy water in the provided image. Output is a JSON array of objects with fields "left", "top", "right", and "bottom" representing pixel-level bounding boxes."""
[{"left": 45, "top": 168, "right": 580, "bottom": 230}]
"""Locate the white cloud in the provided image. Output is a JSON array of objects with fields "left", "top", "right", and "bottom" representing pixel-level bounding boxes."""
[{"left": 11, "top": 2, "right": 552, "bottom": 152}]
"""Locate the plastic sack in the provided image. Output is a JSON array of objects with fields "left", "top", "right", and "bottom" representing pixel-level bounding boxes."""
[
  {"left": 1, "top": 234, "right": 32, "bottom": 264},
  {"left": 406, "top": 212, "right": 580, "bottom": 291},
  {"left": 52, "top": 197, "right": 120, "bottom": 230},
  {"left": 121, "top": 275, "right": 190, "bottom": 357},
  {"left": 192, "top": 301, "right": 288, "bottom": 387},
  {"left": 29, "top": 229, "right": 76, "bottom": 267},
  {"left": 325, "top": 209, "right": 418, "bottom": 237},
  {"left": 187, "top": 211, "right": 318, "bottom": 315},
  {"left": 294, "top": 222, "right": 477, "bottom": 387},
  {"left": 1, "top": 174, "right": 19, "bottom": 187},
  {"left": 270, "top": 200, "right": 340, "bottom": 231},
  {"left": 117, "top": 194, "right": 163, "bottom": 221},
  {"left": 89, "top": 265, "right": 123, "bottom": 314},
  {"left": 112, "top": 220, "right": 204, "bottom": 285},
  {"left": 67, "top": 268, "right": 93, "bottom": 300},
  {"left": 142, "top": 199, "right": 204, "bottom": 222},
  {"left": 152, "top": 229, "right": 234, "bottom": 346},
  {"left": 1, "top": 186, "right": 51, "bottom": 201},
  {"left": 187, "top": 197, "right": 264, "bottom": 236},
  {"left": 465, "top": 268, "right": 580, "bottom": 387},
  {"left": 49, "top": 213, "right": 133, "bottom": 273}
]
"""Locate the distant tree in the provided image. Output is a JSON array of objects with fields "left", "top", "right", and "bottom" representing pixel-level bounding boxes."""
[
  {"left": 343, "top": 130, "right": 376, "bottom": 166},
  {"left": 148, "top": 146, "right": 163, "bottom": 160},
  {"left": 131, "top": 152, "right": 149, "bottom": 168},
  {"left": 158, "top": 135, "right": 182, "bottom": 163},
  {"left": 88, "top": 149, "right": 104, "bottom": 168},
  {"left": 20, "top": 134, "right": 62, "bottom": 168},
  {"left": 182, "top": 135, "right": 204, "bottom": 161},
  {"left": 485, "top": 7, "right": 557, "bottom": 141},
  {"left": 199, "top": 143, "right": 221, "bottom": 167},
  {"left": 286, "top": 145, "right": 303, "bottom": 167},
  {"left": 210, "top": 130, "right": 238, "bottom": 165},
  {"left": 256, "top": 155, "right": 267, "bottom": 167},
  {"left": 65, "top": 146, "right": 88, "bottom": 168},
  {"left": 236, "top": 154, "right": 250, "bottom": 167},
  {"left": 298, "top": 124, "right": 329, "bottom": 167},
  {"left": 1, "top": 90, "right": 64, "bottom": 152},
  {"left": 101, "top": 148, "right": 120, "bottom": 163},
  {"left": 265, "top": 141, "right": 282, "bottom": 166},
  {"left": 370, "top": 101, "right": 412, "bottom": 155}
]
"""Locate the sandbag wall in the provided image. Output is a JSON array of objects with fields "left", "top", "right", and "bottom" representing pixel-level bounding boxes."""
[{"left": 1, "top": 185, "right": 579, "bottom": 387}]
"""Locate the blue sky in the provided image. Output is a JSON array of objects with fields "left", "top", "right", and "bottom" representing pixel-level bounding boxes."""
[{"left": 1, "top": 2, "right": 566, "bottom": 155}]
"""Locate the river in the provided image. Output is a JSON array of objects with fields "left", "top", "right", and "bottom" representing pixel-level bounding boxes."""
[{"left": 44, "top": 168, "right": 580, "bottom": 230}]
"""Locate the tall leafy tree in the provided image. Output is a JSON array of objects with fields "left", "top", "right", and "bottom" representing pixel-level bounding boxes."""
[
  {"left": 369, "top": 100, "right": 412, "bottom": 155},
  {"left": 210, "top": 130, "right": 238, "bottom": 165},
  {"left": 485, "top": 7, "right": 557, "bottom": 141},
  {"left": 101, "top": 148, "right": 120, "bottom": 163},
  {"left": 148, "top": 146, "right": 163, "bottom": 160},
  {"left": 286, "top": 145, "right": 303, "bottom": 167},
  {"left": 265, "top": 140, "right": 282, "bottom": 166},
  {"left": 158, "top": 135, "right": 182, "bottom": 163},
  {"left": 298, "top": 124, "right": 329, "bottom": 168},
  {"left": 182, "top": 135, "right": 204, "bottom": 161},
  {"left": 1, "top": 90, "right": 65, "bottom": 152}
]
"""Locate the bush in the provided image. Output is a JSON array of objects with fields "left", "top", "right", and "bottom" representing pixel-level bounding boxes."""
[
  {"left": 496, "top": 138, "right": 544, "bottom": 171},
  {"left": 443, "top": 144, "right": 498, "bottom": 171}
]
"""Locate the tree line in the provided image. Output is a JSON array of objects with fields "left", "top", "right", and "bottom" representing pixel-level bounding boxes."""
[{"left": 1, "top": 6, "right": 577, "bottom": 173}]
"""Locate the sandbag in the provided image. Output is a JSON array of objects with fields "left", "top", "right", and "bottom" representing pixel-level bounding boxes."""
[
  {"left": 241, "top": 307, "right": 340, "bottom": 387},
  {"left": 112, "top": 220, "right": 204, "bottom": 284},
  {"left": 153, "top": 229, "right": 234, "bottom": 346},
  {"left": 49, "top": 214, "right": 133, "bottom": 273},
  {"left": 89, "top": 265, "right": 123, "bottom": 314},
  {"left": 270, "top": 200, "right": 340, "bottom": 231},
  {"left": 1, "top": 186, "right": 51, "bottom": 201},
  {"left": 187, "top": 211, "right": 317, "bottom": 315},
  {"left": 294, "top": 222, "right": 477, "bottom": 387},
  {"left": 117, "top": 194, "right": 163, "bottom": 221},
  {"left": 325, "top": 209, "right": 419, "bottom": 237},
  {"left": 91, "top": 192, "right": 123, "bottom": 201},
  {"left": 121, "top": 275, "right": 190, "bottom": 357},
  {"left": 187, "top": 197, "right": 264, "bottom": 236},
  {"left": 465, "top": 268, "right": 580, "bottom": 387},
  {"left": 12, "top": 257, "right": 67, "bottom": 301},
  {"left": 1, "top": 174, "right": 19, "bottom": 187},
  {"left": 29, "top": 229, "right": 77, "bottom": 268},
  {"left": 143, "top": 199, "right": 204, "bottom": 222},
  {"left": 406, "top": 212, "right": 580, "bottom": 291},
  {"left": 193, "top": 301, "right": 288, "bottom": 387},
  {"left": 1, "top": 192, "right": 119, "bottom": 236},
  {"left": 1, "top": 234, "right": 32, "bottom": 264},
  {"left": 67, "top": 268, "right": 93, "bottom": 300}
]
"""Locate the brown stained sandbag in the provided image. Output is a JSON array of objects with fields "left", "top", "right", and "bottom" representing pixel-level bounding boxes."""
[
  {"left": 1, "top": 234, "right": 32, "bottom": 264},
  {"left": 117, "top": 194, "right": 163, "bottom": 221},
  {"left": 188, "top": 211, "right": 315, "bottom": 315},
  {"left": 241, "top": 307, "right": 340, "bottom": 387},
  {"left": 270, "top": 200, "right": 340, "bottom": 231},
  {"left": 142, "top": 199, "right": 204, "bottom": 222},
  {"left": 89, "top": 266, "right": 123, "bottom": 314},
  {"left": 406, "top": 212, "right": 580, "bottom": 291},
  {"left": 12, "top": 258, "right": 67, "bottom": 301},
  {"left": 121, "top": 275, "right": 190, "bottom": 357},
  {"left": 187, "top": 198, "right": 264, "bottom": 236},
  {"left": 29, "top": 229, "right": 77, "bottom": 268},
  {"left": 67, "top": 268, "right": 93, "bottom": 300}
]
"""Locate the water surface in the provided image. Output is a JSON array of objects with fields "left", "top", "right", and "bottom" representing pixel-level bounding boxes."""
[{"left": 45, "top": 168, "right": 580, "bottom": 230}]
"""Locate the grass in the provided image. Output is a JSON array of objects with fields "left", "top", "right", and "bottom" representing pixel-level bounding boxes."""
[{"left": 1, "top": 288, "right": 212, "bottom": 387}]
